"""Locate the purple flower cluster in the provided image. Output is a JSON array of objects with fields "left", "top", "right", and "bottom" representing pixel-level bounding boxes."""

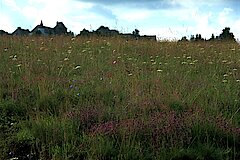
[{"left": 69, "top": 79, "right": 80, "bottom": 97}]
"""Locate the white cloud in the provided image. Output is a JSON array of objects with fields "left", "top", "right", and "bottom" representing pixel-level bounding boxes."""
[
  {"left": 0, "top": 14, "right": 15, "bottom": 32},
  {"left": 232, "top": 19, "right": 240, "bottom": 41},
  {"left": 218, "top": 8, "right": 233, "bottom": 26},
  {"left": 20, "top": 0, "right": 95, "bottom": 32},
  {"left": 117, "top": 11, "right": 151, "bottom": 22}
]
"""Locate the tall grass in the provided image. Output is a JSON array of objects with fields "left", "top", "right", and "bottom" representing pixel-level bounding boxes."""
[{"left": 0, "top": 36, "right": 240, "bottom": 159}]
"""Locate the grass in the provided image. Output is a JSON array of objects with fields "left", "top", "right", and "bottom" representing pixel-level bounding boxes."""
[{"left": 0, "top": 35, "right": 240, "bottom": 159}]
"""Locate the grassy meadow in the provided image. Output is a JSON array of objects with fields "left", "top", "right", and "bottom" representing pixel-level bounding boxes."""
[{"left": 0, "top": 36, "right": 240, "bottom": 159}]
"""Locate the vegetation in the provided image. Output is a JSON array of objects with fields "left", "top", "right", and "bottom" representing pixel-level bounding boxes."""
[
  {"left": 180, "top": 27, "right": 236, "bottom": 42},
  {"left": 0, "top": 36, "right": 240, "bottom": 159}
]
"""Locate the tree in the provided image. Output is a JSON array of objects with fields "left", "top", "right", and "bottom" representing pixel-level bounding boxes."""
[
  {"left": 219, "top": 27, "right": 236, "bottom": 41},
  {"left": 80, "top": 28, "right": 90, "bottom": 36},
  {"left": 179, "top": 36, "right": 188, "bottom": 42},
  {"left": 195, "top": 34, "right": 204, "bottom": 41},
  {"left": 209, "top": 33, "right": 215, "bottom": 41},
  {"left": 190, "top": 35, "right": 195, "bottom": 41},
  {"left": 133, "top": 29, "right": 140, "bottom": 37}
]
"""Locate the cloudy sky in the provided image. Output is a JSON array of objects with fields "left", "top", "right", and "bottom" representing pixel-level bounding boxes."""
[{"left": 0, "top": 0, "right": 239, "bottom": 40}]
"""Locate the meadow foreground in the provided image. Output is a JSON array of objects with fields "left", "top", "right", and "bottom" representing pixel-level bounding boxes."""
[{"left": 0, "top": 36, "right": 240, "bottom": 159}]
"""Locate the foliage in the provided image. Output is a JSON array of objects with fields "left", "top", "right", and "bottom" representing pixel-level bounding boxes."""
[{"left": 0, "top": 36, "right": 240, "bottom": 159}]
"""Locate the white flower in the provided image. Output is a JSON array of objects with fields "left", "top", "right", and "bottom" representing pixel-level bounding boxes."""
[{"left": 75, "top": 65, "right": 81, "bottom": 69}]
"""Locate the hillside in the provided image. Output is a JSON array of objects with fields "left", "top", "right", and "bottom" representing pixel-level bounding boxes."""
[{"left": 0, "top": 36, "right": 240, "bottom": 159}]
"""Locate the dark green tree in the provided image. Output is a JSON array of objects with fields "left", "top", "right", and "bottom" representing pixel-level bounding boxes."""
[
  {"left": 133, "top": 29, "right": 140, "bottom": 37},
  {"left": 190, "top": 35, "right": 195, "bottom": 41},
  {"left": 180, "top": 36, "right": 188, "bottom": 42},
  {"left": 219, "top": 27, "right": 236, "bottom": 41},
  {"left": 209, "top": 33, "right": 215, "bottom": 41}
]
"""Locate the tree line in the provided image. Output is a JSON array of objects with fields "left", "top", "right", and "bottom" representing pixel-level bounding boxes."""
[{"left": 180, "top": 27, "right": 236, "bottom": 42}]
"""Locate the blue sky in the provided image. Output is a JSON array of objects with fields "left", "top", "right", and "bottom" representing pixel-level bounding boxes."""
[{"left": 0, "top": 0, "right": 239, "bottom": 40}]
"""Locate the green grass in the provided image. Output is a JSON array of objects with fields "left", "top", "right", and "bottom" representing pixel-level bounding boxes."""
[{"left": 0, "top": 36, "right": 240, "bottom": 159}]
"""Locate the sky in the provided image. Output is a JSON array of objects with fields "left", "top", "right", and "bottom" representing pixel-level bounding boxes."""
[{"left": 0, "top": 0, "right": 240, "bottom": 40}]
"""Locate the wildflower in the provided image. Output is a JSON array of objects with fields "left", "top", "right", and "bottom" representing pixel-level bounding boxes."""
[
  {"left": 64, "top": 57, "right": 69, "bottom": 61},
  {"left": 112, "top": 60, "right": 117, "bottom": 64},
  {"left": 17, "top": 64, "right": 21, "bottom": 67},
  {"left": 70, "top": 85, "right": 73, "bottom": 89},
  {"left": 223, "top": 74, "right": 228, "bottom": 77},
  {"left": 71, "top": 37, "right": 75, "bottom": 41},
  {"left": 231, "top": 48, "right": 235, "bottom": 51},
  {"left": 4, "top": 48, "right": 8, "bottom": 52},
  {"left": 82, "top": 49, "right": 87, "bottom": 53},
  {"left": 208, "top": 62, "right": 213, "bottom": 64},
  {"left": 75, "top": 65, "right": 81, "bottom": 69},
  {"left": 181, "top": 62, "right": 187, "bottom": 64},
  {"left": 237, "top": 80, "right": 240, "bottom": 82},
  {"left": 222, "top": 60, "right": 227, "bottom": 63},
  {"left": 12, "top": 55, "right": 17, "bottom": 61},
  {"left": 68, "top": 50, "right": 72, "bottom": 54},
  {"left": 151, "top": 59, "right": 155, "bottom": 62},
  {"left": 76, "top": 93, "right": 80, "bottom": 96},
  {"left": 222, "top": 80, "right": 228, "bottom": 83},
  {"left": 233, "top": 68, "right": 237, "bottom": 71},
  {"left": 157, "top": 69, "right": 163, "bottom": 72},
  {"left": 128, "top": 73, "right": 133, "bottom": 76},
  {"left": 187, "top": 56, "right": 191, "bottom": 59},
  {"left": 152, "top": 62, "right": 156, "bottom": 65}
]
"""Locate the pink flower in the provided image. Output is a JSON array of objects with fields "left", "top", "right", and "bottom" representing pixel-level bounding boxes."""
[{"left": 112, "top": 60, "right": 117, "bottom": 64}]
